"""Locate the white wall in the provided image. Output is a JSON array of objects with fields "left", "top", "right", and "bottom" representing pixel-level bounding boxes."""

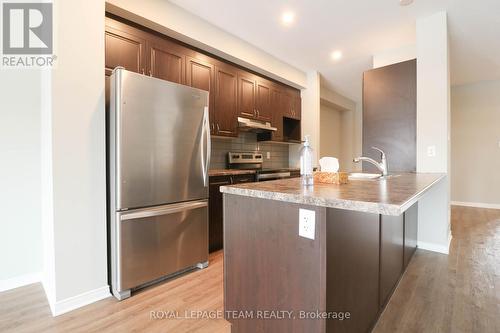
[
  {"left": 0, "top": 69, "right": 43, "bottom": 290},
  {"left": 319, "top": 86, "right": 359, "bottom": 171},
  {"left": 106, "top": 0, "right": 306, "bottom": 89},
  {"left": 373, "top": 44, "right": 416, "bottom": 69},
  {"left": 451, "top": 80, "right": 500, "bottom": 206},
  {"left": 290, "top": 71, "right": 321, "bottom": 168},
  {"left": 416, "top": 11, "right": 451, "bottom": 254},
  {"left": 40, "top": 0, "right": 109, "bottom": 315},
  {"left": 320, "top": 103, "right": 342, "bottom": 160}
]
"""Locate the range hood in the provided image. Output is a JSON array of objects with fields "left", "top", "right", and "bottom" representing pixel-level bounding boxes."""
[{"left": 237, "top": 117, "right": 277, "bottom": 133}]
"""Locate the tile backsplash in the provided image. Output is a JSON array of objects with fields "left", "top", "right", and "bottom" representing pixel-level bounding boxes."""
[{"left": 210, "top": 132, "right": 290, "bottom": 169}]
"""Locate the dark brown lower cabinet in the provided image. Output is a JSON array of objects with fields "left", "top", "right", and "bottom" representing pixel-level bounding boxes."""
[
  {"left": 209, "top": 174, "right": 255, "bottom": 252},
  {"left": 209, "top": 176, "right": 230, "bottom": 252},
  {"left": 404, "top": 203, "right": 418, "bottom": 268},
  {"left": 223, "top": 196, "right": 419, "bottom": 333},
  {"left": 380, "top": 214, "right": 404, "bottom": 307},
  {"left": 326, "top": 209, "right": 380, "bottom": 333}
]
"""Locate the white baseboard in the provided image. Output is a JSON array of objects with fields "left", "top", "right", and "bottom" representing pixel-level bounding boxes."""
[
  {"left": 418, "top": 240, "right": 450, "bottom": 254},
  {"left": 451, "top": 201, "right": 500, "bottom": 210},
  {"left": 51, "top": 285, "right": 111, "bottom": 316},
  {"left": 0, "top": 272, "right": 42, "bottom": 292}
]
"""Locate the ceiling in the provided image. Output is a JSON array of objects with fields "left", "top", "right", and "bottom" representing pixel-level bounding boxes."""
[{"left": 170, "top": 0, "right": 500, "bottom": 102}]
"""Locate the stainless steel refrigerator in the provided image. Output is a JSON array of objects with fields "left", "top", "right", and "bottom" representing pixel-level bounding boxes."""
[{"left": 108, "top": 67, "right": 210, "bottom": 300}]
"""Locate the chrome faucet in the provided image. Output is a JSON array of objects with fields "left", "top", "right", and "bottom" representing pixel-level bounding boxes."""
[{"left": 353, "top": 147, "right": 388, "bottom": 176}]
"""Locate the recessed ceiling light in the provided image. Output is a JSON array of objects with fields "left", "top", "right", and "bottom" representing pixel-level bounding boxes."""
[
  {"left": 399, "top": 0, "right": 414, "bottom": 6},
  {"left": 331, "top": 50, "right": 342, "bottom": 61},
  {"left": 281, "top": 11, "right": 295, "bottom": 26}
]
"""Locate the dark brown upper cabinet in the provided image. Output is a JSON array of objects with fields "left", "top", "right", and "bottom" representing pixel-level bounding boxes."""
[
  {"left": 293, "top": 94, "right": 302, "bottom": 120},
  {"left": 105, "top": 14, "right": 301, "bottom": 141},
  {"left": 237, "top": 72, "right": 257, "bottom": 119},
  {"left": 270, "top": 85, "right": 283, "bottom": 141},
  {"left": 149, "top": 36, "right": 185, "bottom": 84},
  {"left": 237, "top": 73, "right": 273, "bottom": 122},
  {"left": 282, "top": 88, "right": 301, "bottom": 120},
  {"left": 105, "top": 22, "right": 147, "bottom": 76},
  {"left": 186, "top": 56, "right": 216, "bottom": 133},
  {"left": 255, "top": 80, "right": 272, "bottom": 122},
  {"left": 214, "top": 63, "right": 238, "bottom": 137}
]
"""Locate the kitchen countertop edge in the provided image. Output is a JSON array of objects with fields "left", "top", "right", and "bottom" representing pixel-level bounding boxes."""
[{"left": 220, "top": 173, "right": 446, "bottom": 216}]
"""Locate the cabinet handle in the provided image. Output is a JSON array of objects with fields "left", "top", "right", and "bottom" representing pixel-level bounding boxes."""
[
  {"left": 211, "top": 123, "right": 214, "bottom": 132},
  {"left": 141, "top": 68, "right": 145, "bottom": 75},
  {"left": 216, "top": 123, "right": 220, "bottom": 133}
]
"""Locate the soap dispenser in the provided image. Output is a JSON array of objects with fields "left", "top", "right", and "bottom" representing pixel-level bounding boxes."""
[{"left": 300, "top": 135, "right": 314, "bottom": 186}]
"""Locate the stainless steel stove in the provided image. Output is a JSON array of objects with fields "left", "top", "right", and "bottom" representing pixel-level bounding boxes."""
[{"left": 228, "top": 152, "right": 300, "bottom": 181}]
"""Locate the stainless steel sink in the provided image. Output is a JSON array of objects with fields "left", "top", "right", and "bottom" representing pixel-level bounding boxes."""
[
  {"left": 348, "top": 173, "right": 382, "bottom": 180},
  {"left": 348, "top": 173, "right": 401, "bottom": 180}
]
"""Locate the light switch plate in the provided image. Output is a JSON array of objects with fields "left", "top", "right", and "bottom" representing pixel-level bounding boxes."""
[
  {"left": 299, "top": 209, "right": 315, "bottom": 240},
  {"left": 427, "top": 145, "right": 436, "bottom": 157}
]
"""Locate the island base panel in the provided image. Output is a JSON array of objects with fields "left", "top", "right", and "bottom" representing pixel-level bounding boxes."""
[{"left": 223, "top": 194, "right": 326, "bottom": 333}]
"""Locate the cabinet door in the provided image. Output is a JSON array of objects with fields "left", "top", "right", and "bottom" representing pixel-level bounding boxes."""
[
  {"left": 105, "top": 23, "right": 147, "bottom": 76},
  {"left": 293, "top": 95, "right": 302, "bottom": 120},
  {"left": 238, "top": 73, "right": 256, "bottom": 119},
  {"left": 404, "top": 203, "right": 418, "bottom": 268},
  {"left": 214, "top": 64, "right": 238, "bottom": 137},
  {"left": 149, "top": 37, "right": 185, "bottom": 84},
  {"left": 208, "top": 176, "right": 231, "bottom": 252},
  {"left": 326, "top": 209, "right": 380, "bottom": 333},
  {"left": 281, "top": 90, "right": 294, "bottom": 119},
  {"left": 186, "top": 56, "right": 216, "bottom": 133},
  {"left": 380, "top": 214, "right": 404, "bottom": 307},
  {"left": 271, "top": 86, "right": 283, "bottom": 141},
  {"left": 256, "top": 80, "right": 272, "bottom": 122}
]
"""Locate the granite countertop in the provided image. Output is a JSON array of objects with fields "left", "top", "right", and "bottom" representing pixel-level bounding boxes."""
[
  {"left": 220, "top": 173, "right": 446, "bottom": 216},
  {"left": 209, "top": 169, "right": 257, "bottom": 177}
]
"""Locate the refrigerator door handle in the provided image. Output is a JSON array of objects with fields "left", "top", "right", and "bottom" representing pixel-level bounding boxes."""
[
  {"left": 201, "top": 106, "right": 211, "bottom": 187},
  {"left": 120, "top": 200, "right": 208, "bottom": 220}
]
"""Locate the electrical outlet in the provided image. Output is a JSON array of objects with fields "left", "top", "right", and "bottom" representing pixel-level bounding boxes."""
[
  {"left": 427, "top": 145, "right": 436, "bottom": 157},
  {"left": 266, "top": 151, "right": 271, "bottom": 159},
  {"left": 299, "top": 209, "right": 315, "bottom": 240}
]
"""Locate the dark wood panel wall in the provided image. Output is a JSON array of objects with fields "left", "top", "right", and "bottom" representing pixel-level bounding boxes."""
[
  {"left": 362, "top": 59, "right": 417, "bottom": 172},
  {"left": 105, "top": 14, "right": 301, "bottom": 142}
]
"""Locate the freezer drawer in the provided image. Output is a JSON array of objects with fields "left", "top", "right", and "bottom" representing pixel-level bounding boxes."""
[{"left": 113, "top": 200, "right": 208, "bottom": 295}]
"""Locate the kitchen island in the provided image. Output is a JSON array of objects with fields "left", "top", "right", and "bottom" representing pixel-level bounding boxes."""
[{"left": 220, "top": 173, "right": 445, "bottom": 333}]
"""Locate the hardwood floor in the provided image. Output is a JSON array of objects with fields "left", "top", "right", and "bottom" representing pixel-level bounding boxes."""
[
  {"left": 374, "top": 206, "right": 500, "bottom": 333},
  {"left": 0, "top": 206, "right": 498, "bottom": 333},
  {"left": 0, "top": 251, "right": 230, "bottom": 333}
]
